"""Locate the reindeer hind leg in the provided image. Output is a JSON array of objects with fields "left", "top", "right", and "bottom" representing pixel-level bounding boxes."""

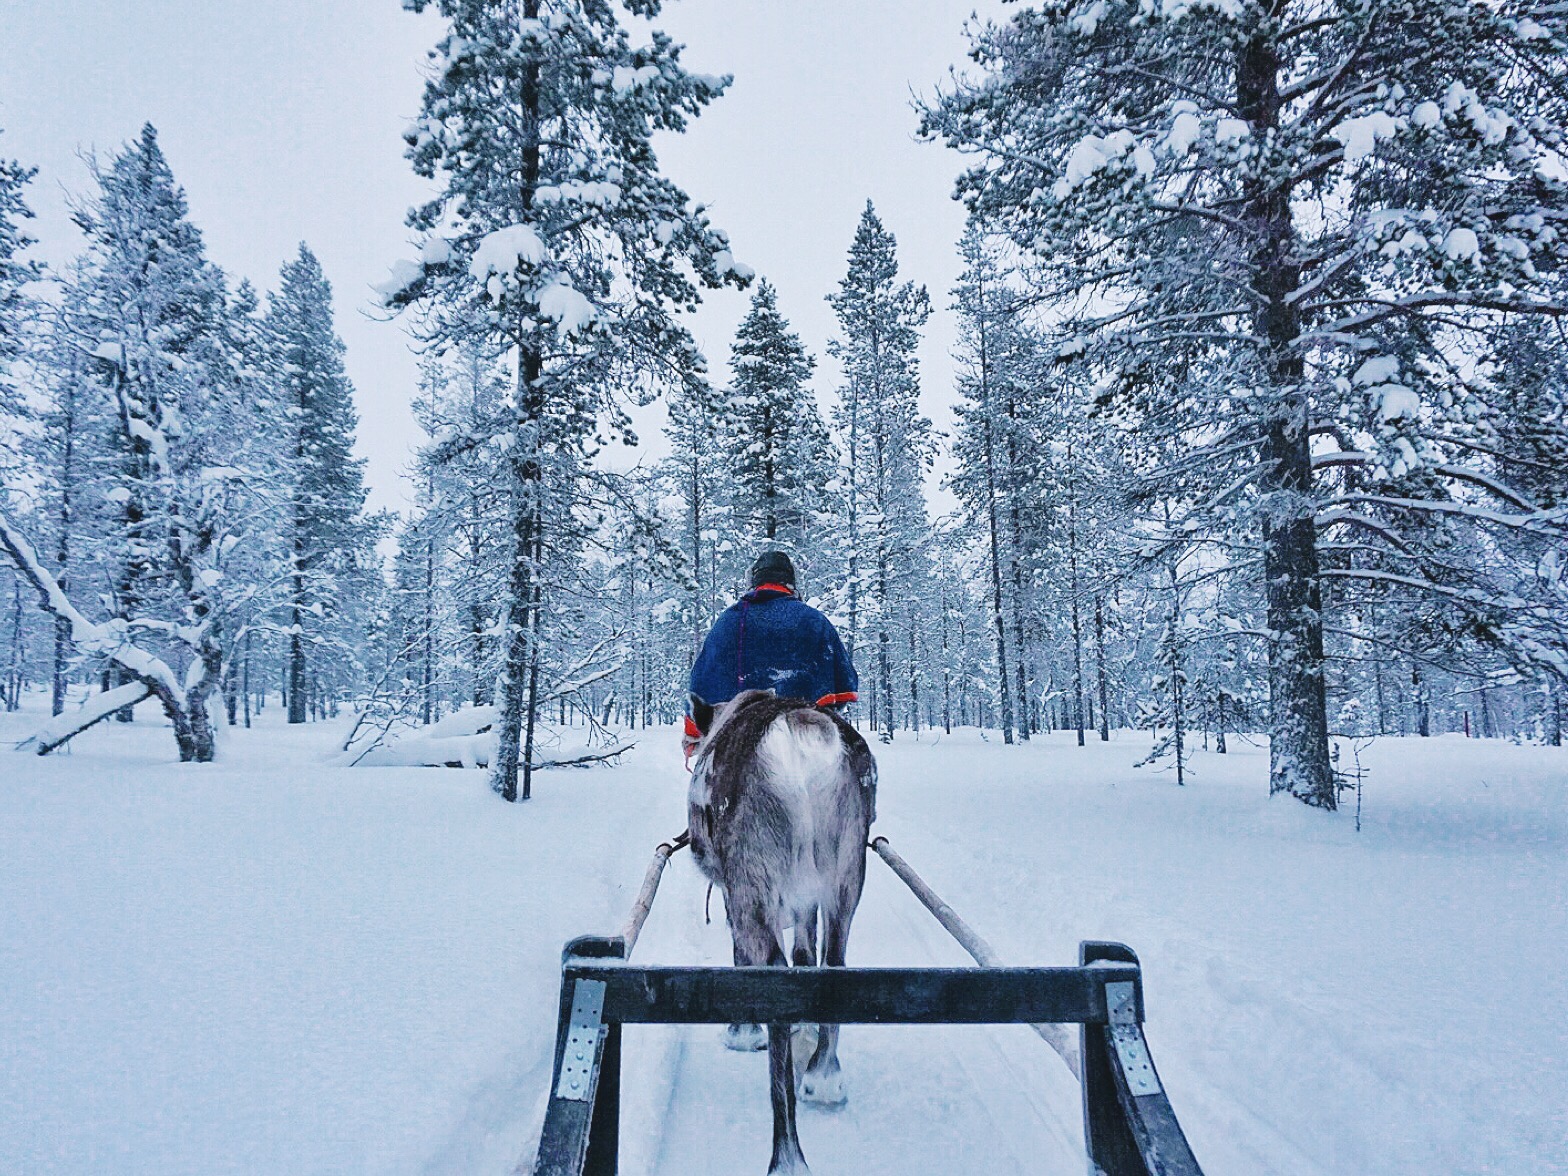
[
  {"left": 732, "top": 901, "right": 809, "bottom": 1174},
  {"left": 723, "top": 902, "right": 771, "bottom": 1052},
  {"left": 788, "top": 906, "right": 821, "bottom": 1071},
  {"left": 768, "top": 1021, "right": 808, "bottom": 1173},
  {"left": 790, "top": 904, "right": 818, "bottom": 966},
  {"left": 799, "top": 899, "right": 854, "bottom": 1107}
]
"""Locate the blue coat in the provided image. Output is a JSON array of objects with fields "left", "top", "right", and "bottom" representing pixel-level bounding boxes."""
[{"left": 688, "top": 587, "right": 859, "bottom": 714}]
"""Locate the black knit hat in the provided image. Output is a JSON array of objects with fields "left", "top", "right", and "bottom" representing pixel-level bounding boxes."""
[{"left": 750, "top": 550, "right": 795, "bottom": 589}]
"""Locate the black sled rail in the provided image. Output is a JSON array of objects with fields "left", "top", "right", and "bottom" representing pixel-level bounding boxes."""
[{"left": 532, "top": 933, "right": 1203, "bottom": 1176}]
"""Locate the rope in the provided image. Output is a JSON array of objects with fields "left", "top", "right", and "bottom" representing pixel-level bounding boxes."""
[{"left": 869, "top": 835, "right": 1081, "bottom": 1081}]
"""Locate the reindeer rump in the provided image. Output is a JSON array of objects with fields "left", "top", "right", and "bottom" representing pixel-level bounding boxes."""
[{"left": 686, "top": 689, "right": 876, "bottom": 1174}]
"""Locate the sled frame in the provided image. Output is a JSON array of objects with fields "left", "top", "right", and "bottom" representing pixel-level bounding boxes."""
[{"left": 531, "top": 935, "right": 1201, "bottom": 1176}]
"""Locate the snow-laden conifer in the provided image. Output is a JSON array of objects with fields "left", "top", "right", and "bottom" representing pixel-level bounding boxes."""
[
  {"left": 661, "top": 370, "right": 734, "bottom": 652},
  {"left": 0, "top": 131, "right": 38, "bottom": 416},
  {"left": 949, "top": 226, "right": 1027, "bottom": 744},
  {"left": 266, "top": 244, "right": 371, "bottom": 724},
  {"left": 1, "top": 125, "right": 274, "bottom": 760},
  {"left": 723, "top": 279, "right": 831, "bottom": 556},
  {"left": 827, "top": 202, "right": 933, "bottom": 741},
  {"left": 387, "top": 0, "right": 748, "bottom": 800}
]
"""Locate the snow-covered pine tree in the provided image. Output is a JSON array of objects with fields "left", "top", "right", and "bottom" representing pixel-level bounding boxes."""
[
  {"left": 385, "top": 0, "right": 749, "bottom": 801},
  {"left": 1488, "top": 317, "right": 1568, "bottom": 740},
  {"left": 723, "top": 278, "right": 831, "bottom": 556},
  {"left": 998, "top": 317, "right": 1047, "bottom": 741},
  {"left": 214, "top": 277, "right": 289, "bottom": 727},
  {"left": 70, "top": 125, "right": 232, "bottom": 754},
  {"left": 73, "top": 128, "right": 228, "bottom": 655},
  {"left": 414, "top": 341, "right": 511, "bottom": 708},
  {"left": 661, "top": 370, "right": 733, "bottom": 655},
  {"left": 266, "top": 244, "right": 370, "bottom": 724},
  {"left": 949, "top": 225, "right": 1024, "bottom": 744},
  {"left": 0, "top": 131, "right": 37, "bottom": 419},
  {"left": 827, "top": 202, "right": 933, "bottom": 741},
  {"left": 924, "top": 1, "right": 1568, "bottom": 806}
]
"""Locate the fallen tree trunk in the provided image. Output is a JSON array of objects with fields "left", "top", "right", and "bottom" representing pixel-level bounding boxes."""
[{"left": 18, "top": 682, "right": 155, "bottom": 755}]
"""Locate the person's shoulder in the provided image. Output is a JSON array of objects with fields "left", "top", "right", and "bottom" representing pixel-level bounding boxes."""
[
  {"left": 786, "top": 597, "right": 835, "bottom": 627},
  {"left": 702, "top": 601, "right": 744, "bottom": 634}
]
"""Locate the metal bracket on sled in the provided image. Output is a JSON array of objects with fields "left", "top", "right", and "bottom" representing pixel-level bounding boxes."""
[
  {"left": 555, "top": 979, "right": 606, "bottom": 1101},
  {"left": 1106, "top": 980, "right": 1161, "bottom": 1097}
]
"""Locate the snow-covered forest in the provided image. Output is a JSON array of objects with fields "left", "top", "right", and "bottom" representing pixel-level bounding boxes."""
[
  {"left": 2, "top": 1, "right": 1567, "bottom": 1171},
  {"left": 5, "top": 0, "right": 1564, "bottom": 807}
]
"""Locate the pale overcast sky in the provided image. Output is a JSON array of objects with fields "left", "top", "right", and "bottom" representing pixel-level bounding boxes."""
[{"left": 0, "top": 0, "right": 1006, "bottom": 513}]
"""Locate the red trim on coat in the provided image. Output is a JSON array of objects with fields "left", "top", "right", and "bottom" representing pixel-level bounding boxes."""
[
  {"left": 750, "top": 583, "right": 794, "bottom": 596},
  {"left": 816, "top": 692, "right": 858, "bottom": 707},
  {"left": 683, "top": 715, "right": 702, "bottom": 739}
]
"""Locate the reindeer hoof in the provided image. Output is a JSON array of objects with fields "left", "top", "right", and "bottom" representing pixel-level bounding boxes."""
[
  {"left": 768, "top": 1144, "right": 810, "bottom": 1174},
  {"left": 798, "top": 1067, "right": 847, "bottom": 1107},
  {"left": 723, "top": 1022, "right": 768, "bottom": 1052}
]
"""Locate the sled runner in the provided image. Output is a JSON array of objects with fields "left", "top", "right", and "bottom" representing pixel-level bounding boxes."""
[{"left": 531, "top": 832, "right": 1203, "bottom": 1176}]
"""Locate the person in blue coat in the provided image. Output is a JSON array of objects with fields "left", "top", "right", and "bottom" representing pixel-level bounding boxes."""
[{"left": 683, "top": 550, "right": 858, "bottom": 759}]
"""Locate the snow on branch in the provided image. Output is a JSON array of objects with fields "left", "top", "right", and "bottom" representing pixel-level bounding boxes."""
[
  {"left": 1322, "top": 493, "right": 1567, "bottom": 532},
  {"left": 15, "top": 683, "right": 153, "bottom": 755},
  {"left": 0, "top": 506, "right": 187, "bottom": 709},
  {"left": 1315, "top": 508, "right": 1414, "bottom": 552},
  {"left": 1313, "top": 451, "right": 1545, "bottom": 511}
]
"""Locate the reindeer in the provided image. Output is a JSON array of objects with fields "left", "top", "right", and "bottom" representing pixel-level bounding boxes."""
[{"left": 687, "top": 689, "right": 877, "bottom": 1174}]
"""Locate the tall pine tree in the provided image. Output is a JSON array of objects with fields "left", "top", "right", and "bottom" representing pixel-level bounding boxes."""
[
  {"left": 949, "top": 225, "right": 1032, "bottom": 744},
  {"left": 724, "top": 278, "right": 830, "bottom": 556},
  {"left": 2, "top": 125, "right": 269, "bottom": 760},
  {"left": 662, "top": 373, "right": 733, "bottom": 655},
  {"left": 386, "top": 0, "right": 748, "bottom": 800},
  {"left": 827, "top": 202, "right": 933, "bottom": 741},
  {"left": 267, "top": 243, "right": 369, "bottom": 724},
  {"left": 0, "top": 131, "right": 37, "bottom": 415}
]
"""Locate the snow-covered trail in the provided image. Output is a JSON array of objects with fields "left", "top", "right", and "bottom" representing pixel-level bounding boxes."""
[{"left": 615, "top": 828, "right": 1086, "bottom": 1176}]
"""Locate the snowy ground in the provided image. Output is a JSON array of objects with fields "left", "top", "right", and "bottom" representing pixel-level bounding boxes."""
[{"left": 2, "top": 700, "right": 1564, "bottom": 1175}]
